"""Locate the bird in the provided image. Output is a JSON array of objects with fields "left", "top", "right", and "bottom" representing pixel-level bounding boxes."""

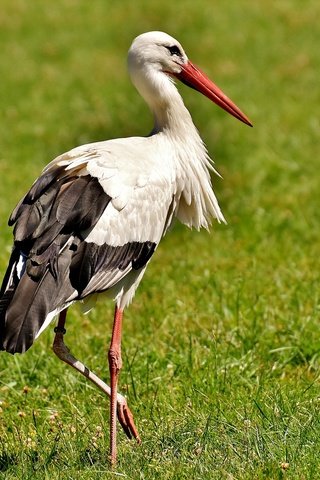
[{"left": 0, "top": 31, "right": 252, "bottom": 465}]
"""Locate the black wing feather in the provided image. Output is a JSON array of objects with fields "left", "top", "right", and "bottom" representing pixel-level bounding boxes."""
[
  {"left": 69, "top": 241, "right": 156, "bottom": 295},
  {"left": 0, "top": 169, "right": 112, "bottom": 354},
  {"left": 0, "top": 165, "right": 157, "bottom": 355},
  {"left": 9, "top": 165, "right": 66, "bottom": 226}
]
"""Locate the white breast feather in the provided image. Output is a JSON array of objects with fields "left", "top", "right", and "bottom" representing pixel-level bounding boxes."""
[{"left": 43, "top": 132, "right": 224, "bottom": 248}]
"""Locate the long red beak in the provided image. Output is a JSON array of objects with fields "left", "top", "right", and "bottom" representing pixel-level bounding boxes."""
[{"left": 176, "top": 61, "right": 253, "bottom": 127}]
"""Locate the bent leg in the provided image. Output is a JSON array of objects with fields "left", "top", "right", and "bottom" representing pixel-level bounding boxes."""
[{"left": 52, "top": 309, "right": 140, "bottom": 443}]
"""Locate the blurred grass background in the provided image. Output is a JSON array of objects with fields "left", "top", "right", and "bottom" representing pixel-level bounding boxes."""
[{"left": 0, "top": 0, "right": 320, "bottom": 478}]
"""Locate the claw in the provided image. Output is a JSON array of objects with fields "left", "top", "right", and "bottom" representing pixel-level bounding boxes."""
[{"left": 117, "top": 393, "right": 141, "bottom": 444}]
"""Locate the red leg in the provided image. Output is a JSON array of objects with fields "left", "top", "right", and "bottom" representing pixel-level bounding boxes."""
[
  {"left": 108, "top": 305, "right": 124, "bottom": 466},
  {"left": 53, "top": 308, "right": 141, "bottom": 457}
]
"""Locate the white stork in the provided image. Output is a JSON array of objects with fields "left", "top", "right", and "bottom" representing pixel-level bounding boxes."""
[{"left": 0, "top": 31, "right": 252, "bottom": 464}]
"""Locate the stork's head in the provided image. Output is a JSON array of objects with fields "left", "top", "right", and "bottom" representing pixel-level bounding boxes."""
[
  {"left": 128, "top": 31, "right": 253, "bottom": 127},
  {"left": 128, "top": 31, "right": 188, "bottom": 76}
]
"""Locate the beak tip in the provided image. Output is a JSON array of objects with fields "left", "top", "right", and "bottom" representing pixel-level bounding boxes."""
[
  {"left": 242, "top": 116, "right": 253, "bottom": 127},
  {"left": 178, "top": 61, "right": 254, "bottom": 129}
]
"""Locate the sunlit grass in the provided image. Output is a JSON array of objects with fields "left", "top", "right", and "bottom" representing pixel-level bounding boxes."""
[{"left": 0, "top": 0, "right": 320, "bottom": 478}]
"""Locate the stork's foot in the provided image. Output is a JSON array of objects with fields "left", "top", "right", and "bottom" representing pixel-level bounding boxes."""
[{"left": 117, "top": 393, "right": 141, "bottom": 444}]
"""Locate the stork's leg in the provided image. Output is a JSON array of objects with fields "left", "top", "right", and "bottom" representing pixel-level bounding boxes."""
[
  {"left": 52, "top": 308, "right": 141, "bottom": 446},
  {"left": 108, "top": 305, "right": 125, "bottom": 465}
]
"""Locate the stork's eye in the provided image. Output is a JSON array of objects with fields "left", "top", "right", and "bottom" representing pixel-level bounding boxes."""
[{"left": 166, "top": 45, "right": 182, "bottom": 57}]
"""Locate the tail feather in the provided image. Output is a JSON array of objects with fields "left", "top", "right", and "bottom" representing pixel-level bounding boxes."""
[
  {"left": 0, "top": 248, "right": 21, "bottom": 350},
  {"left": 0, "top": 245, "right": 76, "bottom": 354}
]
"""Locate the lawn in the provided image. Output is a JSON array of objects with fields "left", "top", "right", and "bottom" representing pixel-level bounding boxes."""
[{"left": 0, "top": 0, "right": 320, "bottom": 478}]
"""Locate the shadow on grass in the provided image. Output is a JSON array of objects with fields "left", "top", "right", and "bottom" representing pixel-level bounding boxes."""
[{"left": 0, "top": 451, "right": 17, "bottom": 472}]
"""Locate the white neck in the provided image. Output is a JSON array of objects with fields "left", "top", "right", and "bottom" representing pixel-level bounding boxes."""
[
  {"left": 130, "top": 67, "right": 226, "bottom": 229},
  {"left": 130, "top": 66, "right": 194, "bottom": 133}
]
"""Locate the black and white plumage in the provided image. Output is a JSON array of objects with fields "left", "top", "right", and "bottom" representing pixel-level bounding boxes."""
[
  {"left": 0, "top": 31, "right": 252, "bottom": 463},
  {"left": 0, "top": 164, "right": 156, "bottom": 353}
]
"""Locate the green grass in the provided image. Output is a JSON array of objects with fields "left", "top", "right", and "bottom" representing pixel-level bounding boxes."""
[{"left": 1, "top": 0, "right": 320, "bottom": 478}]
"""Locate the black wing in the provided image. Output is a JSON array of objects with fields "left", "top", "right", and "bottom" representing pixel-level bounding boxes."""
[{"left": 0, "top": 166, "right": 155, "bottom": 354}]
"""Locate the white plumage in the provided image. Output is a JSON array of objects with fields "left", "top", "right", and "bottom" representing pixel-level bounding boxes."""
[{"left": 0, "top": 31, "right": 252, "bottom": 464}]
